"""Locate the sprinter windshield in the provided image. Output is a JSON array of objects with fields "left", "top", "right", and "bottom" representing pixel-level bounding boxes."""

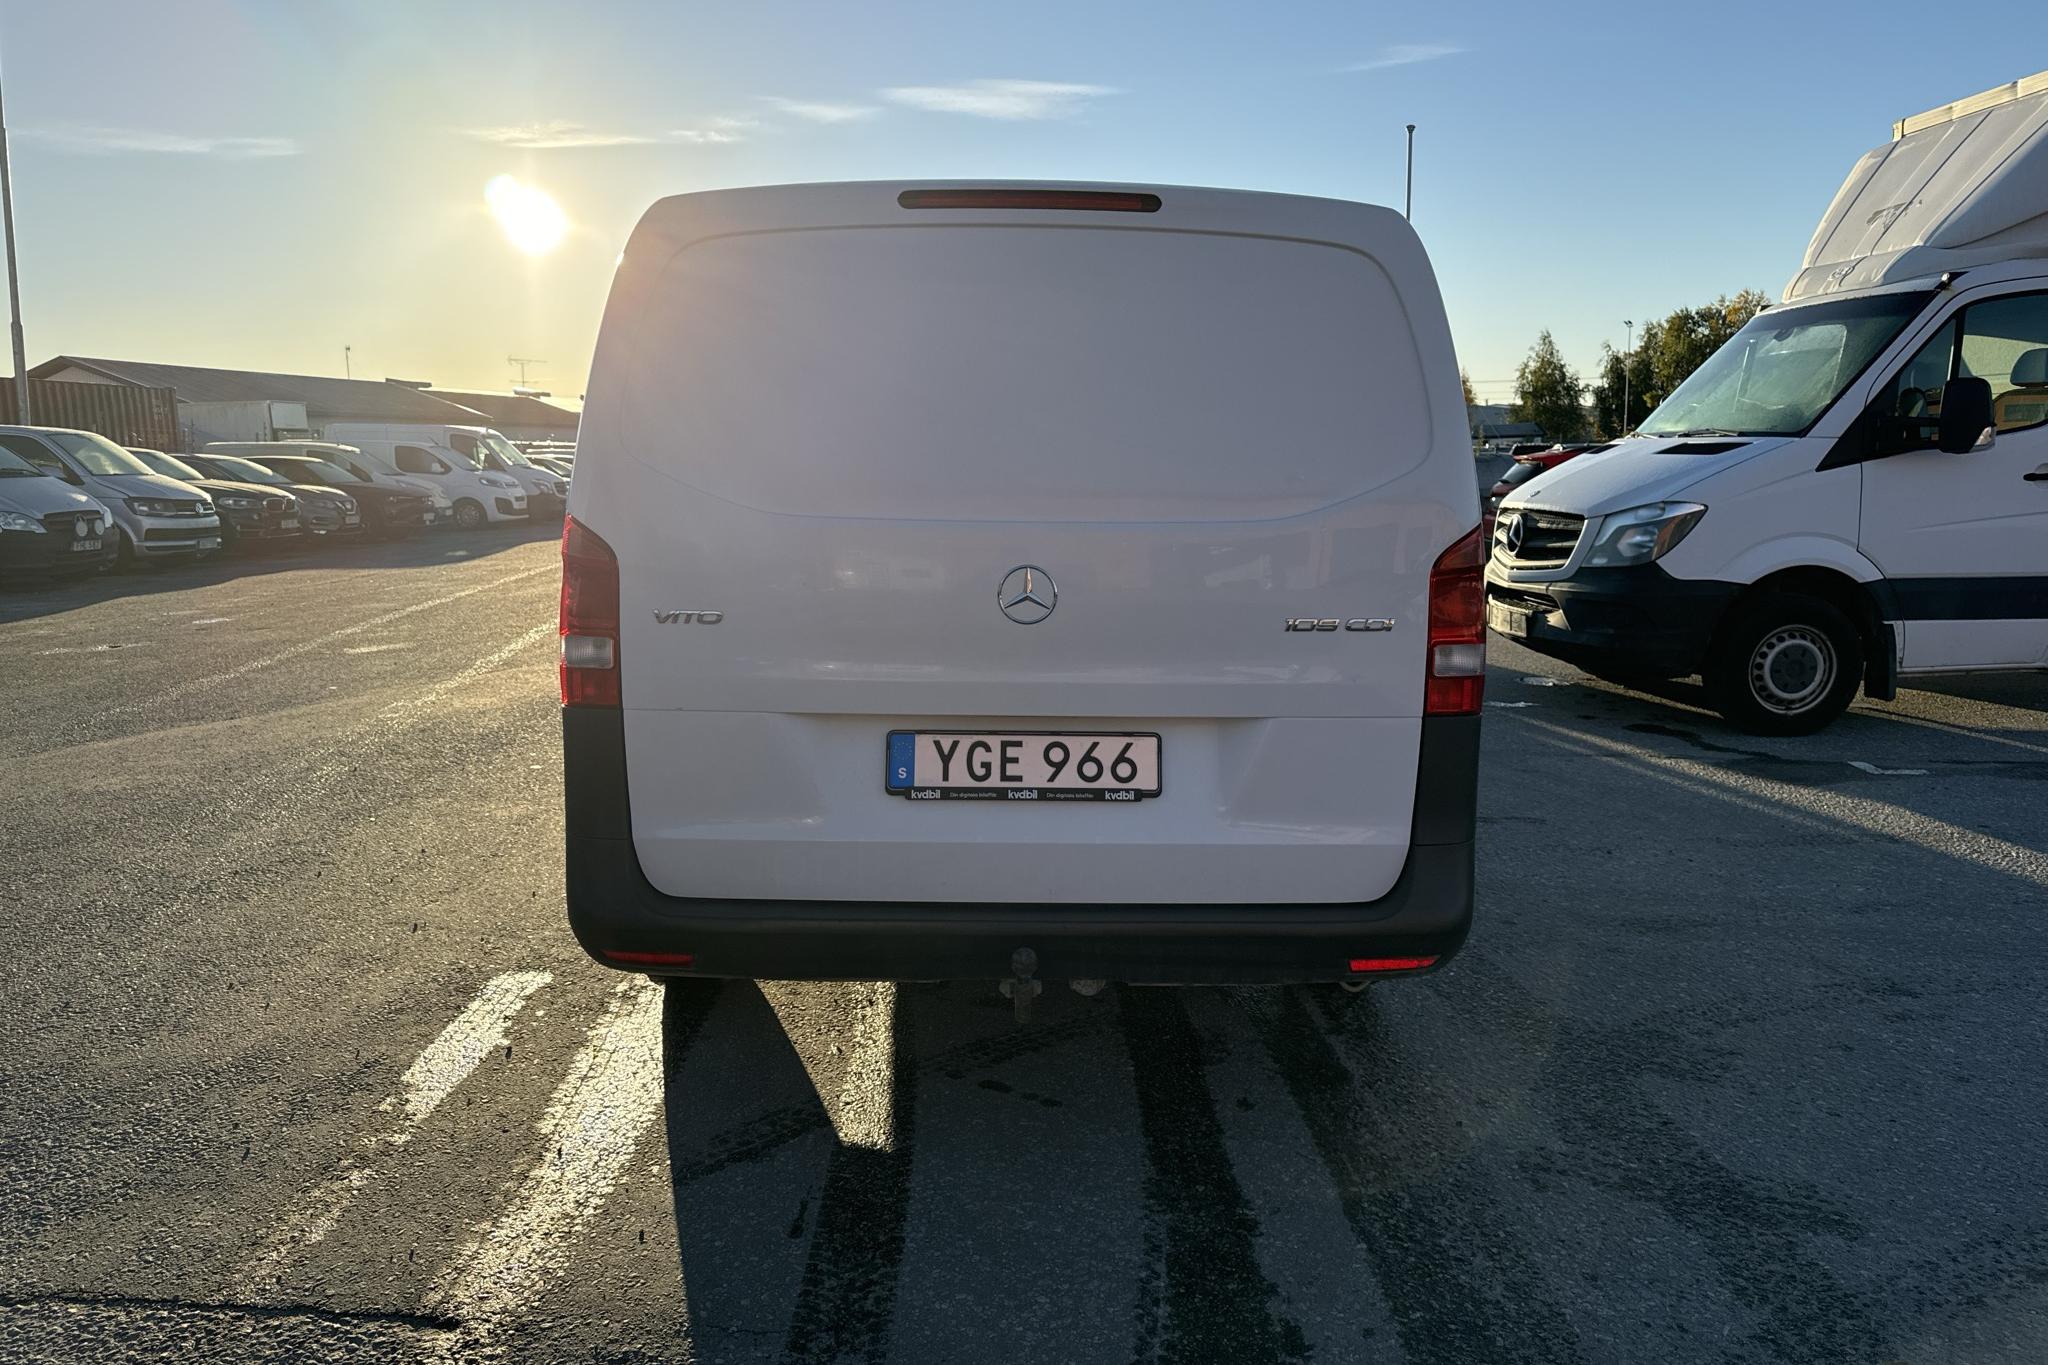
[{"left": 1639, "top": 291, "right": 1932, "bottom": 437}]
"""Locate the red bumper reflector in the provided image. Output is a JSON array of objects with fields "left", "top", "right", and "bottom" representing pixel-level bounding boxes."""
[
  {"left": 1347, "top": 955, "right": 1439, "bottom": 974},
  {"left": 606, "top": 950, "right": 695, "bottom": 967}
]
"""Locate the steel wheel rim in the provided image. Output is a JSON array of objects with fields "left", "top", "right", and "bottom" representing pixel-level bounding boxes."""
[{"left": 1748, "top": 626, "right": 1834, "bottom": 714}]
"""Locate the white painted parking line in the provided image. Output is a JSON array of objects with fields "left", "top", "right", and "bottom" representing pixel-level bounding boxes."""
[
  {"left": 233, "top": 971, "right": 553, "bottom": 1296},
  {"left": 69, "top": 563, "right": 553, "bottom": 738},
  {"left": 1519, "top": 716, "right": 2048, "bottom": 892},
  {"left": 342, "top": 642, "right": 414, "bottom": 655},
  {"left": 386, "top": 972, "right": 555, "bottom": 1126},
  {"left": 427, "top": 978, "right": 666, "bottom": 1356},
  {"left": 1847, "top": 760, "right": 1928, "bottom": 776},
  {"left": 1521, "top": 675, "right": 1571, "bottom": 687}
]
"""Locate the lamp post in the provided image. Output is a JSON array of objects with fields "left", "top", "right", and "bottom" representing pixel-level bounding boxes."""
[
  {"left": 1620, "top": 319, "right": 1634, "bottom": 435},
  {"left": 0, "top": 52, "right": 29, "bottom": 423},
  {"left": 1404, "top": 124, "right": 1416, "bottom": 221}
]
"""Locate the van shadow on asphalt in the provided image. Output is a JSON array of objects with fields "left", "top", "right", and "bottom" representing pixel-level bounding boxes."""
[
  {"left": 0, "top": 519, "right": 561, "bottom": 624},
  {"left": 656, "top": 978, "right": 1381, "bottom": 1365}
]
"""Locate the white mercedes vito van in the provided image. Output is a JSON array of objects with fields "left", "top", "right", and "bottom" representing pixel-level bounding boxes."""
[
  {"left": 562, "top": 182, "right": 1482, "bottom": 995},
  {"left": 1488, "top": 71, "right": 2048, "bottom": 734}
]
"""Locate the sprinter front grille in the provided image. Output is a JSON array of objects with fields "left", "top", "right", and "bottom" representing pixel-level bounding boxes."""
[{"left": 1494, "top": 511, "right": 1584, "bottom": 568}]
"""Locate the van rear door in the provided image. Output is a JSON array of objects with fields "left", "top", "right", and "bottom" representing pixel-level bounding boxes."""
[{"left": 576, "top": 183, "right": 1476, "bottom": 906}]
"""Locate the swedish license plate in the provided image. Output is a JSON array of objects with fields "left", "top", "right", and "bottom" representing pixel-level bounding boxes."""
[
  {"left": 1487, "top": 600, "right": 1530, "bottom": 639},
  {"left": 199, "top": 536, "right": 222, "bottom": 549},
  {"left": 280, "top": 518, "right": 299, "bottom": 529},
  {"left": 344, "top": 513, "right": 360, "bottom": 525},
  {"left": 72, "top": 538, "right": 101, "bottom": 552},
  {"left": 886, "top": 731, "right": 1161, "bottom": 802}
]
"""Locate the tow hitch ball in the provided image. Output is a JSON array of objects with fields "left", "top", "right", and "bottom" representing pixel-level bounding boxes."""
[{"left": 999, "top": 947, "right": 1042, "bottom": 1022}]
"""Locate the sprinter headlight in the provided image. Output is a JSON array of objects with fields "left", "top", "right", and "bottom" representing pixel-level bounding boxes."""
[
  {"left": 1583, "top": 503, "right": 1705, "bottom": 567},
  {"left": 0, "top": 510, "right": 45, "bottom": 533}
]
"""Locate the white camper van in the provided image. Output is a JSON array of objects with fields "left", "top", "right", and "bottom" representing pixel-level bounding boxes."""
[
  {"left": 561, "top": 182, "right": 1483, "bottom": 997},
  {"left": 320, "top": 422, "right": 530, "bottom": 528},
  {"left": 1489, "top": 71, "right": 2048, "bottom": 734}
]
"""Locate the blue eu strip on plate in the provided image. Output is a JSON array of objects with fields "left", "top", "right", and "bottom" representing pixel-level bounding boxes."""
[{"left": 886, "top": 731, "right": 916, "bottom": 791}]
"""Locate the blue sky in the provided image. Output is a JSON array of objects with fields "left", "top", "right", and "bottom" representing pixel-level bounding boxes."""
[{"left": 1, "top": 1, "right": 2034, "bottom": 403}]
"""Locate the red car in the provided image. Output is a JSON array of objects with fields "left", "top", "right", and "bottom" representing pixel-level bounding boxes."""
[{"left": 1483, "top": 443, "right": 1607, "bottom": 538}]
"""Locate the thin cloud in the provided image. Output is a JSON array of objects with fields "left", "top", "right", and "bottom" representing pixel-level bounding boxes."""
[
  {"left": 670, "top": 116, "right": 755, "bottom": 145},
  {"left": 881, "top": 79, "right": 1116, "bottom": 121},
  {"left": 1344, "top": 43, "right": 1466, "bottom": 72},
  {"left": 23, "top": 125, "right": 300, "bottom": 158},
  {"left": 464, "top": 122, "right": 654, "bottom": 150},
  {"left": 759, "top": 96, "right": 879, "bottom": 124}
]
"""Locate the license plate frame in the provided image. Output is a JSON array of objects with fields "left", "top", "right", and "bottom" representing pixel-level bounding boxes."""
[
  {"left": 71, "top": 538, "right": 101, "bottom": 552},
  {"left": 1488, "top": 599, "right": 1531, "bottom": 639},
  {"left": 886, "top": 730, "right": 1161, "bottom": 802}
]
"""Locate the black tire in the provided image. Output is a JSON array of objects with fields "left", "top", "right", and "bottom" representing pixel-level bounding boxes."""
[
  {"left": 1704, "top": 590, "right": 1863, "bottom": 736},
  {"left": 115, "top": 529, "right": 140, "bottom": 570},
  {"left": 452, "top": 498, "right": 487, "bottom": 531}
]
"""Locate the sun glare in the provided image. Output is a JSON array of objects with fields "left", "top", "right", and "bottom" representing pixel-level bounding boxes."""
[{"left": 485, "top": 174, "right": 568, "bottom": 256}]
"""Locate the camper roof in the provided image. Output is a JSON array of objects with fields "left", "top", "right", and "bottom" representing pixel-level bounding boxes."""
[{"left": 1785, "top": 69, "right": 2048, "bottom": 302}]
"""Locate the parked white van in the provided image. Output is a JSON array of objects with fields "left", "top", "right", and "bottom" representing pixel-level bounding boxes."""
[
  {"left": 561, "top": 182, "right": 1483, "bottom": 997},
  {"left": 320, "top": 423, "right": 528, "bottom": 528},
  {"left": 1489, "top": 71, "right": 2048, "bottom": 735}
]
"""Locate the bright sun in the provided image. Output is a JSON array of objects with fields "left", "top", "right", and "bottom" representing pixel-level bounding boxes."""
[{"left": 485, "top": 175, "right": 568, "bottom": 256}]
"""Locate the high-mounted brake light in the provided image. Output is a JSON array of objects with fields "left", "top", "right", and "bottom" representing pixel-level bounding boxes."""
[
  {"left": 560, "top": 515, "right": 620, "bottom": 708},
  {"left": 1348, "top": 956, "right": 1439, "bottom": 974},
  {"left": 1425, "top": 525, "right": 1486, "bottom": 715},
  {"left": 897, "top": 188, "right": 1162, "bottom": 213}
]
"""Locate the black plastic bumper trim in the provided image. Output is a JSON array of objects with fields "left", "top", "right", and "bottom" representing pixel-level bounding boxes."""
[{"left": 562, "top": 707, "right": 1478, "bottom": 984}]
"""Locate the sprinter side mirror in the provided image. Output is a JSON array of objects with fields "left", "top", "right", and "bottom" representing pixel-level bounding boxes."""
[{"left": 1937, "top": 377, "right": 1993, "bottom": 454}]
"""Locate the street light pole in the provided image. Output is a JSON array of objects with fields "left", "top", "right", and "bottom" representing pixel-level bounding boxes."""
[
  {"left": 0, "top": 52, "right": 30, "bottom": 424},
  {"left": 344, "top": 345, "right": 352, "bottom": 380},
  {"left": 1620, "top": 319, "right": 1634, "bottom": 435},
  {"left": 1404, "top": 124, "right": 1416, "bottom": 221}
]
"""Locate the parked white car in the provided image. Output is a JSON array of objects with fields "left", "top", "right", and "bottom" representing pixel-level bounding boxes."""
[
  {"left": 560, "top": 181, "right": 1482, "bottom": 998},
  {"left": 1488, "top": 70, "right": 2048, "bottom": 734},
  {"left": 316, "top": 424, "right": 527, "bottom": 529}
]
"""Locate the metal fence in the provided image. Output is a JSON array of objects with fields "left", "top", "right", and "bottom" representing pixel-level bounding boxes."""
[{"left": 0, "top": 378, "right": 179, "bottom": 450}]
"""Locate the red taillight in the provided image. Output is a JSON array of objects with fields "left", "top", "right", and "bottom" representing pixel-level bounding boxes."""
[
  {"left": 1425, "top": 525, "right": 1486, "bottom": 716},
  {"left": 897, "top": 188, "right": 1162, "bottom": 213},
  {"left": 560, "top": 515, "right": 620, "bottom": 708},
  {"left": 1348, "top": 956, "right": 1439, "bottom": 974},
  {"left": 606, "top": 950, "right": 694, "bottom": 967}
]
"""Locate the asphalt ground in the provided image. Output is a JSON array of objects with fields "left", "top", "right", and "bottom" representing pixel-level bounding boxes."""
[{"left": 2, "top": 521, "right": 2045, "bottom": 1364}]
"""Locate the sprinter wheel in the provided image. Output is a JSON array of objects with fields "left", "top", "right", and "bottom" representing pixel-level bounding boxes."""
[
  {"left": 452, "top": 498, "right": 486, "bottom": 530},
  {"left": 1705, "top": 590, "right": 1862, "bottom": 736}
]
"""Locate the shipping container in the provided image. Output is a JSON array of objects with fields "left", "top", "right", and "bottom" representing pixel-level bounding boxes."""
[{"left": 0, "top": 378, "right": 178, "bottom": 450}]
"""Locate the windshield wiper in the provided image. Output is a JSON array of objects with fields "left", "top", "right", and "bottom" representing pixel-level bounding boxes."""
[{"left": 1657, "top": 428, "right": 1748, "bottom": 438}]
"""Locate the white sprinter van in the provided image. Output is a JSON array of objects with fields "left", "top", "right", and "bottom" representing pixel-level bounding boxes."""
[
  {"left": 320, "top": 422, "right": 529, "bottom": 528},
  {"left": 561, "top": 181, "right": 1484, "bottom": 994},
  {"left": 1488, "top": 71, "right": 2048, "bottom": 735}
]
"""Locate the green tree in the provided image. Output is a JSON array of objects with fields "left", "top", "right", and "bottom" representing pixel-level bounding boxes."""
[
  {"left": 1646, "top": 290, "right": 1769, "bottom": 408},
  {"left": 1511, "top": 330, "right": 1585, "bottom": 442},
  {"left": 1461, "top": 367, "right": 1476, "bottom": 406},
  {"left": 1590, "top": 341, "right": 1657, "bottom": 437}
]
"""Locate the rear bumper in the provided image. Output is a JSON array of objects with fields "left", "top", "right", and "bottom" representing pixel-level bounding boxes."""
[
  {"left": 563, "top": 707, "right": 1478, "bottom": 984},
  {"left": 1486, "top": 561, "right": 1739, "bottom": 676}
]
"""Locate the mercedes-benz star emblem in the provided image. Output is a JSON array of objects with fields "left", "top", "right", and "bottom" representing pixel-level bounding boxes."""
[
  {"left": 1501, "top": 513, "right": 1526, "bottom": 555},
  {"left": 998, "top": 566, "right": 1056, "bottom": 625}
]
